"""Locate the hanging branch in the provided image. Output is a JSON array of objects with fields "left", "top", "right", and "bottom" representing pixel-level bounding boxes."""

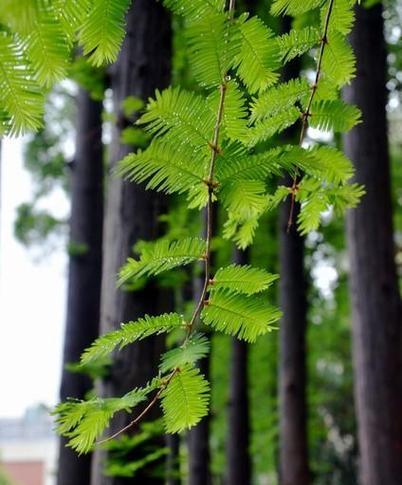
[
  {"left": 97, "top": 0, "right": 236, "bottom": 445},
  {"left": 287, "top": 0, "right": 335, "bottom": 230}
]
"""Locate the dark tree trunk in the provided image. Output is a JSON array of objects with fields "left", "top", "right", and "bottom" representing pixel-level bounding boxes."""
[
  {"left": 278, "top": 14, "right": 310, "bottom": 484},
  {"left": 226, "top": 248, "right": 251, "bottom": 485},
  {"left": 344, "top": 5, "right": 402, "bottom": 485},
  {"left": 278, "top": 193, "right": 309, "bottom": 485},
  {"left": 91, "top": 2, "right": 171, "bottom": 484},
  {"left": 57, "top": 88, "right": 104, "bottom": 485}
]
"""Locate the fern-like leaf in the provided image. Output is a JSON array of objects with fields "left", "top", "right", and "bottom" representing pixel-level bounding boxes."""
[
  {"left": 81, "top": 313, "right": 185, "bottom": 364},
  {"left": 54, "top": 383, "right": 158, "bottom": 453},
  {"left": 163, "top": 0, "right": 225, "bottom": 22},
  {"left": 79, "top": 0, "right": 130, "bottom": 66},
  {"left": 233, "top": 15, "right": 280, "bottom": 94},
  {"left": 0, "top": 32, "right": 43, "bottom": 135},
  {"left": 250, "top": 78, "right": 310, "bottom": 122},
  {"left": 277, "top": 26, "right": 320, "bottom": 63},
  {"left": 161, "top": 365, "right": 210, "bottom": 433},
  {"left": 271, "top": 0, "right": 324, "bottom": 16},
  {"left": 310, "top": 99, "right": 361, "bottom": 133},
  {"left": 211, "top": 264, "right": 278, "bottom": 295},
  {"left": 246, "top": 107, "right": 300, "bottom": 146},
  {"left": 138, "top": 87, "right": 215, "bottom": 148},
  {"left": 202, "top": 289, "right": 281, "bottom": 342},
  {"left": 118, "top": 237, "right": 206, "bottom": 285},
  {"left": 117, "top": 140, "right": 209, "bottom": 208},
  {"left": 160, "top": 334, "right": 210, "bottom": 373},
  {"left": 321, "top": 31, "right": 355, "bottom": 87}
]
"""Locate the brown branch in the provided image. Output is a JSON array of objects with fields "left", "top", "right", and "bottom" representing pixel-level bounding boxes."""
[{"left": 287, "top": 0, "right": 335, "bottom": 231}]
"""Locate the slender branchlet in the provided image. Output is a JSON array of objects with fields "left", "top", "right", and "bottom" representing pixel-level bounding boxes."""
[{"left": 287, "top": 0, "right": 335, "bottom": 230}]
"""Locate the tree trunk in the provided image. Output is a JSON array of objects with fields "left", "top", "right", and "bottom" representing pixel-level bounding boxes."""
[
  {"left": 344, "top": 5, "right": 402, "bottom": 485},
  {"left": 91, "top": 2, "right": 171, "bottom": 484},
  {"left": 57, "top": 87, "right": 104, "bottom": 485},
  {"left": 278, "top": 13, "right": 310, "bottom": 483},
  {"left": 226, "top": 249, "right": 251, "bottom": 485},
  {"left": 278, "top": 192, "right": 309, "bottom": 485},
  {"left": 166, "top": 434, "right": 180, "bottom": 485}
]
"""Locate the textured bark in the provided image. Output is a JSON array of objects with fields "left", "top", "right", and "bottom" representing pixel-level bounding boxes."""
[
  {"left": 91, "top": 2, "right": 171, "bottom": 484},
  {"left": 278, "top": 14, "right": 310, "bottom": 483},
  {"left": 278, "top": 193, "right": 309, "bottom": 485},
  {"left": 226, "top": 248, "right": 251, "bottom": 485},
  {"left": 344, "top": 5, "right": 402, "bottom": 485},
  {"left": 57, "top": 88, "right": 104, "bottom": 485}
]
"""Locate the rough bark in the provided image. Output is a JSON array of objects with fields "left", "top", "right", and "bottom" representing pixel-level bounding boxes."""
[
  {"left": 91, "top": 2, "right": 171, "bottom": 484},
  {"left": 277, "top": 14, "right": 310, "bottom": 484},
  {"left": 278, "top": 192, "right": 309, "bottom": 485},
  {"left": 344, "top": 5, "right": 402, "bottom": 485},
  {"left": 57, "top": 88, "right": 104, "bottom": 485},
  {"left": 226, "top": 248, "right": 251, "bottom": 485}
]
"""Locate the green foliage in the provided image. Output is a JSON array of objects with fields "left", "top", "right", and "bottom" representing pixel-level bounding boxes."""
[
  {"left": 81, "top": 313, "right": 185, "bottom": 365},
  {"left": 118, "top": 237, "right": 206, "bottom": 285},
  {"left": 202, "top": 289, "right": 281, "bottom": 342},
  {"left": 160, "top": 334, "right": 210, "bottom": 373},
  {"left": 54, "top": 382, "right": 159, "bottom": 453},
  {"left": 0, "top": 0, "right": 130, "bottom": 135},
  {"left": 211, "top": 264, "right": 278, "bottom": 295},
  {"left": 161, "top": 365, "right": 210, "bottom": 433}
]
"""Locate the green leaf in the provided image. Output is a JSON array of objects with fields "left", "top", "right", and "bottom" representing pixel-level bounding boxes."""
[
  {"left": 246, "top": 107, "right": 301, "bottom": 146},
  {"left": 233, "top": 15, "right": 280, "bottom": 94},
  {"left": 202, "top": 289, "right": 281, "bottom": 342},
  {"left": 271, "top": 0, "right": 324, "bottom": 16},
  {"left": 161, "top": 365, "right": 210, "bottom": 433},
  {"left": 310, "top": 99, "right": 361, "bottom": 133},
  {"left": 324, "top": 0, "right": 355, "bottom": 35},
  {"left": 207, "top": 80, "right": 248, "bottom": 141},
  {"left": 277, "top": 26, "right": 320, "bottom": 63},
  {"left": 0, "top": 32, "right": 44, "bottom": 135},
  {"left": 250, "top": 78, "right": 310, "bottom": 122},
  {"left": 321, "top": 32, "right": 355, "bottom": 87},
  {"left": 220, "top": 179, "right": 268, "bottom": 219},
  {"left": 163, "top": 0, "right": 225, "bottom": 22},
  {"left": 160, "top": 334, "right": 210, "bottom": 373},
  {"left": 81, "top": 313, "right": 185, "bottom": 365},
  {"left": 138, "top": 87, "right": 215, "bottom": 148},
  {"left": 79, "top": 0, "right": 130, "bottom": 66},
  {"left": 54, "top": 384, "right": 157, "bottom": 453},
  {"left": 186, "top": 12, "right": 236, "bottom": 87},
  {"left": 211, "top": 264, "right": 278, "bottom": 295},
  {"left": 118, "top": 237, "right": 206, "bottom": 285}
]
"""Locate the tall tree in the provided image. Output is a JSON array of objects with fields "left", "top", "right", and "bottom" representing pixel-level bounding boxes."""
[
  {"left": 226, "top": 248, "right": 252, "bottom": 485},
  {"left": 57, "top": 87, "right": 104, "bottom": 485},
  {"left": 277, "top": 16, "right": 309, "bottom": 484},
  {"left": 91, "top": 1, "right": 171, "bottom": 484},
  {"left": 344, "top": 4, "right": 402, "bottom": 485}
]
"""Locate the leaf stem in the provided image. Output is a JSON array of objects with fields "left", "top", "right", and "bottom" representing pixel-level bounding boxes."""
[{"left": 287, "top": 0, "right": 335, "bottom": 230}]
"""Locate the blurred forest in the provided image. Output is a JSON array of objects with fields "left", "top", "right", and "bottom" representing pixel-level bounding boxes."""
[{"left": 1, "top": 0, "right": 401, "bottom": 484}]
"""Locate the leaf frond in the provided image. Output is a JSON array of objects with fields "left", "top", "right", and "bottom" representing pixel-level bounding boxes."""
[{"left": 211, "top": 264, "right": 278, "bottom": 295}]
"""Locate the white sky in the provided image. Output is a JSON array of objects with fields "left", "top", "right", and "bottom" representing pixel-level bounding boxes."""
[{"left": 0, "top": 138, "right": 67, "bottom": 418}]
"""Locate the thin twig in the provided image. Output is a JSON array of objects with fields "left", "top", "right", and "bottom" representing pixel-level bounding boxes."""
[{"left": 287, "top": 0, "right": 335, "bottom": 231}]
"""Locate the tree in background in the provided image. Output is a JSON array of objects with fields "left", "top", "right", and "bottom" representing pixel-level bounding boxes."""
[
  {"left": 91, "top": 1, "right": 172, "bottom": 483},
  {"left": 57, "top": 85, "right": 104, "bottom": 485},
  {"left": 344, "top": 3, "right": 402, "bottom": 484}
]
